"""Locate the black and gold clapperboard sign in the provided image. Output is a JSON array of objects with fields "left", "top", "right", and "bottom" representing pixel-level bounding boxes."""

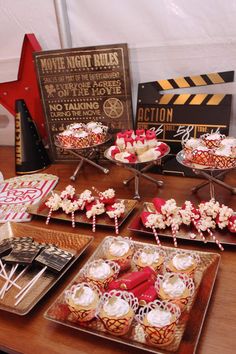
[
  {"left": 34, "top": 43, "right": 133, "bottom": 162},
  {"left": 136, "top": 70, "right": 234, "bottom": 176}
]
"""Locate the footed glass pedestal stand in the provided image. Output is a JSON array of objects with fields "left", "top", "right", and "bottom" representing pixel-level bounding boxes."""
[
  {"left": 176, "top": 150, "right": 236, "bottom": 199},
  {"left": 104, "top": 149, "right": 169, "bottom": 200},
  {"left": 55, "top": 138, "right": 111, "bottom": 181}
]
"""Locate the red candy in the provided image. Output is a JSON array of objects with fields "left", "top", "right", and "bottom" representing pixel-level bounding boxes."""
[
  {"left": 139, "top": 285, "right": 158, "bottom": 305},
  {"left": 140, "top": 211, "right": 153, "bottom": 225},
  {"left": 129, "top": 278, "right": 155, "bottom": 298},
  {"left": 152, "top": 198, "right": 166, "bottom": 213},
  {"left": 108, "top": 267, "right": 155, "bottom": 291},
  {"left": 146, "top": 130, "right": 156, "bottom": 140},
  {"left": 228, "top": 215, "right": 236, "bottom": 233}
]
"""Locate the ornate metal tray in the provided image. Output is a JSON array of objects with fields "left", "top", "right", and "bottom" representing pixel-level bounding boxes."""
[
  {"left": 0, "top": 222, "right": 93, "bottom": 315},
  {"left": 128, "top": 202, "right": 236, "bottom": 247},
  {"left": 45, "top": 236, "right": 220, "bottom": 354},
  {"left": 28, "top": 194, "right": 137, "bottom": 229}
]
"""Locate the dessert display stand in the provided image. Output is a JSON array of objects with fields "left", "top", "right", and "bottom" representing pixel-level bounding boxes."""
[
  {"left": 104, "top": 149, "right": 170, "bottom": 200},
  {"left": 176, "top": 150, "right": 236, "bottom": 199},
  {"left": 55, "top": 138, "right": 111, "bottom": 181}
]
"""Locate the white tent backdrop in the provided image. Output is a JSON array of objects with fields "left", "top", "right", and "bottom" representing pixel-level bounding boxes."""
[{"left": 0, "top": 0, "right": 236, "bottom": 145}]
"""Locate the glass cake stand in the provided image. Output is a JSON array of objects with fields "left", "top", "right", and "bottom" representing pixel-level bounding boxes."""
[
  {"left": 104, "top": 146, "right": 170, "bottom": 200},
  {"left": 55, "top": 135, "right": 112, "bottom": 181},
  {"left": 176, "top": 150, "right": 236, "bottom": 199}
]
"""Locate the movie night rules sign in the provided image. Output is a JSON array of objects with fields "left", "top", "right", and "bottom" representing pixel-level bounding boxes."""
[{"left": 34, "top": 44, "right": 133, "bottom": 161}]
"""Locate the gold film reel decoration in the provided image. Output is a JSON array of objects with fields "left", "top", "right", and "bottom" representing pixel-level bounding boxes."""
[{"left": 103, "top": 98, "right": 124, "bottom": 118}]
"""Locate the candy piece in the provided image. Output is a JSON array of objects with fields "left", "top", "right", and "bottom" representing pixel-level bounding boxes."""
[
  {"left": 35, "top": 244, "right": 75, "bottom": 272},
  {"left": 136, "top": 129, "right": 145, "bottom": 136},
  {"left": 228, "top": 215, "right": 236, "bottom": 233},
  {"left": 152, "top": 198, "right": 166, "bottom": 213},
  {"left": 3, "top": 242, "right": 43, "bottom": 265},
  {"left": 114, "top": 152, "right": 137, "bottom": 163},
  {"left": 0, "top": 238, "right": 13, "bottom": 256},
  {"left": 110, "top": 146, "right": 121, "bottom": 158},
  {"left": 139, "top": 285, "right": 158, "bottom": 305},
  {"left": 108, "top": 267, "right": 155, "bottom": 290},
  {"left": 129, "top": 278, "right": 155, "bottom": 299},
  {"left": 155, "top": 142, "right": 169, "bottom": 155}
]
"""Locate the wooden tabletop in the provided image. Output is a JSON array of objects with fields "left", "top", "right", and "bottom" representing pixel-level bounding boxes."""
[{"left": 0, "top": 146, "right": 235, "bottom": 354}]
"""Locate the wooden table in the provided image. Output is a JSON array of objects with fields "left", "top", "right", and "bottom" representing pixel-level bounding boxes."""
[{"left": 0, "top": 146, "right": 235, "bottom": 354}]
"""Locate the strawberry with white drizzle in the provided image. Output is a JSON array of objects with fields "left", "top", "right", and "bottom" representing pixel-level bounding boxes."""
[{"left": 106, "top": 200, "right": 125, "bottom": 234}]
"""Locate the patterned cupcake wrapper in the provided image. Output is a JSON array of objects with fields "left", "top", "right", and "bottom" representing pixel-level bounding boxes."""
[{"left": 213, "top": 155, "right": 236, "bottom": 169}]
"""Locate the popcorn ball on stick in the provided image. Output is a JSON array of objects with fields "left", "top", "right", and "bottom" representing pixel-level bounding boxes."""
[
  {"left": 78, "top": 189, "right": 95, "bottom": 210},
  {"left": 86, "top": 200, "right": 105, "bottom": 232},
  {"left": 140, "top": 211, "right": 165, "bottom": 247},
  {"left": 45, "top": 192, "right": 62, "bottom": 225},
  {"left": 106, "top": 200, "right": 125, "bottom": 234},
  {"left": 92, "top": 186, "right": 116, "bottom": 205},
  {"left": 61, "top": 199, "right": 80, "bottom": 228}
]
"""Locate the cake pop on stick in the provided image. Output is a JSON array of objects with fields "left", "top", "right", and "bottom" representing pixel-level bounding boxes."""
[
  {"left": 228, "top": 215, "right": 236, "bottom": 233},
  {"left": 106, "top": 200, "right": 125, "bottom": 234}
]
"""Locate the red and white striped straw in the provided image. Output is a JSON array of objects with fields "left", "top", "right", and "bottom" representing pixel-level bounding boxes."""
[
  {"left": 46, "top": 208, "right": 52, "bottom": 225},
  {"left": 152, "top": 227, "right": 161, "bottom": 247},
  {"left": 171, "top": 224, "right": 178, "bottom": 248},
  {"left": 71, "top": 211, "right": 75, "bottom": 228},
  {"left": 114, "top": 216, "right": 119, "bottom": 235},
  {"left": 92, "top": 215, "right": 96, "bottom": 233},
  {"left": 207, "top": 228, "right": 224, "bottom": 251},
  {"left": 92, "top": 186, "right": 103, "bottom": 198},
  {"left": 192, "top": 219, "right": 207, "bottom": 243}
]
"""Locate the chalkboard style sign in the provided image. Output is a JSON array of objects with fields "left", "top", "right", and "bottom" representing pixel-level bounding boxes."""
[
  {"left": 34, "top": 43, "right": 133, "bottom": 162},
  {"left": 136, "top": 71, "right": 234, "bottom": 176}
]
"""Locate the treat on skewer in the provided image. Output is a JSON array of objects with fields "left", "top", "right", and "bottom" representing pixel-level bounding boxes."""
[
  {"left": 1, "top": 239, "right": 43, "bottom": 298},
  {"left": 106, "top": 200, "right": 125, "bottom": 234},
  {"left": 60, "top": 199, "right": 80, "bottom": 228},
  {"left": 45, "top": 192, "right": 62, "bottom": 225},
  {"left": 0, "top": 238, "right": 14, "bottom": 257},
  {"left": 152, "top": 198, "right": 181, "bottom": 247},
  {"left": 86, "top": 200, "right": 105, "bottom": 232},
  {"left": 140, "top": 211, "right": 164, "bottom": 247},
  {"left": 14, "top": 245, "right": 75, "bottom": 306},
  {"left": 60, "top": 185, "right": 76, "bottom": 200},
  {"left": 215, "top": 204, "right": 234, "bottom": 230},
  {"left": 78, "top": 189, "right": 95, "bottom": 210},
  {"left": 181, "top": 201, "right": 207, "bottom": 243},
  {"left": 92, "top": 187, "right": 116, "bottom": 205}
]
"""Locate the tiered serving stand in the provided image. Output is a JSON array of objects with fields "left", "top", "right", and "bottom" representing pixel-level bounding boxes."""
[
  {"left": 55, "top": 135, "right": 112, "bottom": 181},
  {"left": 104, "top": 146, "right": 170, "bottom": 200},
  {"left": 176, "top": 150, "right": 236, "bottom": 199}
]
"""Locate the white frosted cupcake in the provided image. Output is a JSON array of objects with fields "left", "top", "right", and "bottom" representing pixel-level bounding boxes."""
[
  {"left": 213, "top": 145, "right": 236, "bottom": 169},
  {"left": 104, "top": 236, "right": 134, "bottom": 271},
  {"left": 83, "top": 259, "right": 120, "bottom": 290},
  {"left": 165, "top": 252, "right": 200, "bottom": 278},
  {"left": 136, "top": 299, "right": 181, "bottom": 347},
  {"left": 133, "top": 246, "right": 166, "bottom": 273},
  {"left": 97, "top": 290, "right": 139, "bottom": 336},
  {"left": 155, "top": 273, "right": 195, "bottom": 311},
  {"left": 65, "top": 282, "right": 101, "bottom": 322},
  {"left": 201, "top": 132, "right": 225, "bottom": 148}
]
